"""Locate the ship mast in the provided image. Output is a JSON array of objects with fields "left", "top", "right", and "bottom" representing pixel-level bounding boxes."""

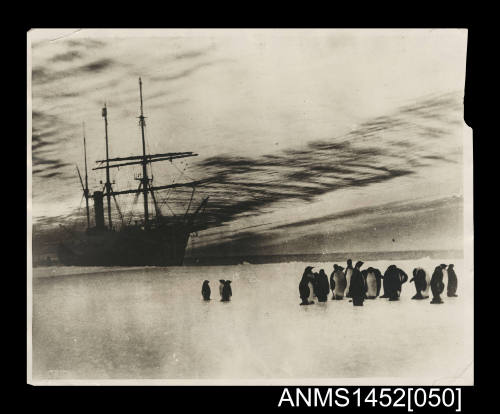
[
  {"left": 102, "top": 103, "right": 113, "bottom": 230},
  {"left": 83, "top": 122, "right": 90, "bottom": 229},
  {"left": 93, "top": 78, "right": 202, "bottom": 228},
  {"left": 138, "top": 77, "right": 150, "bottom": 228}
]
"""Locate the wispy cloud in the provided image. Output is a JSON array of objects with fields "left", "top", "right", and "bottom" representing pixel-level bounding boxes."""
[
  {"left": 173, "top": 46, "right": 215, "bottom": 61},
  {"left": 149, "top": 60, "right": 226, "bottom": 83},
  {"left": 64, "top": 38, "right": 106, "bottom": 49},
  {"left": 49, "top": 50, "right": 83, "bottom": 63},
  {"left": 188, "top": 92, "right": 462, "bottom": 230},
  {"left": 32, "top": 58, "right": 116, "bottom": 86}
]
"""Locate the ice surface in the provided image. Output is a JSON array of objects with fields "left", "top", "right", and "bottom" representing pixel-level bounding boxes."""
[{"left": 31, "top": 258, "right": 472, "bottom": 384}]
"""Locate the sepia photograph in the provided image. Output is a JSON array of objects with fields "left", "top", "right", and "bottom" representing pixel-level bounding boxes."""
[{"left": 27, "top": 28, "right": 473, "bottom": 385}]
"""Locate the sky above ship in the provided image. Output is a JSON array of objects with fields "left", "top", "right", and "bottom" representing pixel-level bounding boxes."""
[{"left": 29, "top": 29, "right": 468, "bottom": 254}]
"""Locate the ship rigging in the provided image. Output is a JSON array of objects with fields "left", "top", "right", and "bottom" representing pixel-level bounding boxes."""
[{"left": 58, "top": 78, "right": 208, "bottom": 266}]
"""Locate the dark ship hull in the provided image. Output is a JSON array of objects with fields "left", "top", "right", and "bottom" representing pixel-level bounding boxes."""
[{"left": 57, "top": 224, "right": 191, "bottom": 267}]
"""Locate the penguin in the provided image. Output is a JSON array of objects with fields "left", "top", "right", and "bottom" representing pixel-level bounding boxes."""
[
  {"left": 307, "top": 272, "right": 316, "bottom": 304},
  {"left": 329, "top": 265, "right": 336, "bottom": 298},
  {"left": 330, "top": 264, "right": 346, "bottom": 300},
  {"left": 316, "top": 269, "right": 330, "bottom": 302},
  {"left": 312, "top": 271, "right": 320, "bottom": 299},
  {"left": 410, "top": 268, "right": 429, "bottom": 299},
  {"left": 350, "top": 261, "right": 366, "bottom": 306},
  {"left": 299, "top": 270, "right": 310, "bottom": 305},
  {"left": 364, "top": 267, "right": 382, "bottom": 299},
  {"left": 430, "top": 265, "right": 445, "bottom": 304},
  {"left": 221, "top": 280, "right": 232, "bottom": 302},
  {"left": 397, "top": 267, "right": 409, "bottom": 298},
  {"left": 219, "top": 279, "right": 225, "bottom": 298},
  {"left": 201, "top": 280, "right": 211, "bottom": 301},
  {"left": 382, "top": 265, "right": 408, "bottom": 301},
  {"left": 381, "top": 265, "right": 396, "bottom": 299},
  {"left": 299, "top": 266, "right": 315, "bottom": 305},
  {"left": 375, "top": 268, "right": 383, "bottom": 297},
  {"left": 344, "top": 259, "right": 354, "bottom": 298},
  {"left": 447, "top": 264, "right": 458, "bottom": 297}
]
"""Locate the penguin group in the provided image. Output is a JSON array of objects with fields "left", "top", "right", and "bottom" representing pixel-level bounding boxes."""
[
  {"left": 299, "top": 259, "right": 458, "bottom": 306},
  {"left": 201, "top": 279, "right": 232, "bottom": 302}
]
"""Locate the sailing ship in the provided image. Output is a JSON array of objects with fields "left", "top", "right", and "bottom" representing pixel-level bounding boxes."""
[{"left": 57, "top": 78, "right": 208, "bottom": 266}]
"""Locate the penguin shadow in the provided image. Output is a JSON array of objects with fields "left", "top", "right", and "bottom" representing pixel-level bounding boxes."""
[
  {"left": 382, "top": 297, "right": 404, "bottom": 305},
  {"left": 316, "top": 301, "right": 328, "bottom": 310},
  {"left": 411, "top": 293, "right": 429, "bottom": 300},
  {"left": 299, "top": 302, "right": 327, "bottom": 312}
]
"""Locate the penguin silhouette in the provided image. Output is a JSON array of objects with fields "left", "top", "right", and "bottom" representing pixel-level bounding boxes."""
[
  {"left": 364, "top": 267, "right": 382, "bottom": 299},
  {"left": 447, "top": 264, "right": 458, "bottom": 297},
  {"left": 381, "top": 265, "right": 408, "bottom": 301},
  {"left": 350, "top": 261, "right": 366, "bottom": 306},
  {"left": 329, "top": 266, "right": 336, "bottom": 299},
  {"left": 312, "top": 272, "right": 320, "bottom": 299},
  {"left": 201, "top": 280, "right": 211, "bottom": 301},
  {"left": 221, "top": 280, "right": 232, "bottom": 302},
  {"left": 316, "top": 269, "right": 329, "bottom": 302},
  {"left": 219, "top": 279, "right": 225, "bottom": 298},
  {"left": 430, "top": 265, "right": 445, "bottom": 304},
  {"left": 330, "top": 264, "right": 346, "bottom": 300},
  {"left": 299, "top": 266, "right": 315, "bottom": 305},
  {"left": 344, "top": 259, "right": 354, "bottom": 298},
  {"left": 410, "top": 268, "right": 429, "bottom": 299},
  {"left": 397, "top": 267, "right": 409, "bottom": 298}
]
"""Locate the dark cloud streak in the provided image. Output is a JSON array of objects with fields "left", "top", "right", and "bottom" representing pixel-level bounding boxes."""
[
  {"left": 50, "top": 50, "right": 83, "bottom": 63},
  {"left": 188, "top": 92, "right": 462, "bottom": 231},
  {"left": 32, "top": 58, "right": 116, "bottom": 86},
  {"left": 149, "top": 59, "right": 231, "bottom": 83}
]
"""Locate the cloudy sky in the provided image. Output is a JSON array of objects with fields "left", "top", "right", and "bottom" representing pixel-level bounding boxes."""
[{"left": 29, "top": 29, "right": 467, "bottom": 255}]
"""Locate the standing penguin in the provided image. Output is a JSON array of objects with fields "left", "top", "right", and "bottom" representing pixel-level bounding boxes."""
[
  {"left": 382, "top": 265, "right": 408, "bottom": 301},
  {"left": 344, "top": 259, "right": 354, "bottom": 298},
  {"left": 350, "top": 261, "right": 366, "bottom": 306},
  {"left": 364, "top": 267, "right": 382, "bottom": 299},
  {"left": 221, "top": 280, "right": 232, "bottom": 302},
  {"left": 307, "top": 271, "right": 316, "bottom": 304},
  {"left": 330, "top": 264, "right": 346, "bottom": 300},
  {"left": 312, "top": 271, "right": 320, "bottom": 299},
  {"left": 329, "top": 265, "right": 336, "bottom": 299},
  {"left": 430, "top": 265, "right": 445, "bottom": 304},
  {"left": 397, "top": 267, "right": 409, "bottom": 298},
  {"left": 447, "top": 264, "right": 458, "bottom": 297},
  {"left": 316, "top": 269, "right": 330, "bottom": 302},
  {"left": 380, "top": 268, "right": 389, "bottom": 298},
  {"left": 201, "top": 280, "right": 211, "bottom": 301},
  {"left": 219, "top": 279, "right": 225, "bottom": 298},
  {"left": 299, "top": 266, "right": 315, "bottom": 305},
  {"left": 410, "top": 268, "right": 430, "bottom": 299}
]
